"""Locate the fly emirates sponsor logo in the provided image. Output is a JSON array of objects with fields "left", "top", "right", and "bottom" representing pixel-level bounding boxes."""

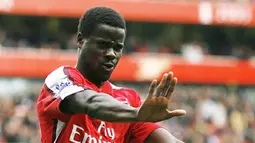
[{"left": 69, "top": 121, "right": 116, "bottom": 143}]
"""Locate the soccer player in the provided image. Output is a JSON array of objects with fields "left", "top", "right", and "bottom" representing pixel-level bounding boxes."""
[{"left": 37, "top": 7, "right": 186, "bottom": 143}]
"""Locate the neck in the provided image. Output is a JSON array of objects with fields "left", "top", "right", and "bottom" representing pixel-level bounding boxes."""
[{"left": 76, "top": 64, "right": 105, "bottom": 88}]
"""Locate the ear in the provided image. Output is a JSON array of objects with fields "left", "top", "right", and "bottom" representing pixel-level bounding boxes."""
[{"left": 77, "top": 32, "right": 84, "bottom": 49}]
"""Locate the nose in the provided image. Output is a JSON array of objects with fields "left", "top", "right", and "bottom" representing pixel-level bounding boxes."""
[{"left": 105, "top": 48, "right": 116, "bottom": 60}]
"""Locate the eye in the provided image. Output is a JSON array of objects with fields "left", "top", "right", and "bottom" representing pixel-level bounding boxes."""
[
  {"left": 97, "top": 40, "right": 111, "bottom": 49},
  {"left": 98, "top": 40, "right": 106, "bottom": 45},
  {"left": 114, "top": 44, "right": 123, "bottom": 52}
]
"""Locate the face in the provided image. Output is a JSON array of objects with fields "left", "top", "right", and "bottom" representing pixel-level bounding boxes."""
[{"left": 77, "top": 24, "right": 126, "bottom": 83}]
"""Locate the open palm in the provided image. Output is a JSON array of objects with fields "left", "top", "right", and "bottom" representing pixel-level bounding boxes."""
[{"left": 137, "top": 72, "right": 186, "bottom": 122}]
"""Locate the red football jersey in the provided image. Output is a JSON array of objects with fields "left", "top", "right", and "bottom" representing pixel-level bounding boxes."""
[{"left": 37, "top": 66, "right": 161, "bottom": 143}]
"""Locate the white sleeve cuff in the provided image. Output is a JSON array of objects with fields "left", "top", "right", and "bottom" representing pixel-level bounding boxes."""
[{"left": 55, "top": 85, "right": 84, "bottom": 100}]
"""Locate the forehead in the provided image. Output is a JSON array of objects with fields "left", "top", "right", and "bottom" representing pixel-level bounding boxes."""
[{"left": 90, "top": 24, "right": 126, "bottom": 41}]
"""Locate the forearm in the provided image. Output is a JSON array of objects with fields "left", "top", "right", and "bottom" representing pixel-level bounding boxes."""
[
  {"left": 60, "top": 90, "right": 139, "bottom": 122},
  {"left": 87, "top": 93, "right": 138, "bottom": 122}
]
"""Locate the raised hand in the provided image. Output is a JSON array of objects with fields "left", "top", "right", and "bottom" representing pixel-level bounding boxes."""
[{"left": 137, "top": 72, "right": 186, "bottom": 122}]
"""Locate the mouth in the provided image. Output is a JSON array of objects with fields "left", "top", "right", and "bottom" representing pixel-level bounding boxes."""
[{"left": 102, "top": 63, "right": 115, "bottom": 72}]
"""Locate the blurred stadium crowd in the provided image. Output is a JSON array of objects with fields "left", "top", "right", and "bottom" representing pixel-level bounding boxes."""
[
  {"left": 0, "top": 16, "right": 254, "bottom": 59},
  {"left": 0, "top": 13, "right": 254, "bottom": 143},
  {"left": 0, "top": 80, "right": 254, "bottom": 143}
]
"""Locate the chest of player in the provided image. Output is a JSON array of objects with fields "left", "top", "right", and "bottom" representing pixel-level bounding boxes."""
[{"left": 63, "top": 114, "right": 130, "bottom": 143}]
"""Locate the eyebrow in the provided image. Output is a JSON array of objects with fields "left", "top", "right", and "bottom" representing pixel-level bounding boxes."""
[{"left": 90, "top": 36, "right": 124, "bottom": 46}]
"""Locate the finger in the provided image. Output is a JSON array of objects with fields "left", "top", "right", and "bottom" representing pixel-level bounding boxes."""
[
  {"left": 163, "top": 72, "right": 173, "bottom": 97},
  {"left": 156, "top": 73, "right": 168, "bottom": 97},
  {"left": 147, "top": 79, "right": 157, "bottom": 99},
  {"left": 166, "top": 77, "right": 177, "bottom": 100},
  {"left": 166, "top": 109, "right": 186, "bottom": 118}
]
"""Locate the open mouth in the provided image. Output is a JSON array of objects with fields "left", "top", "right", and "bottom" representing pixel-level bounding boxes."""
[{"left": 102, "top": 63, "right": 114, "bottom": 72}]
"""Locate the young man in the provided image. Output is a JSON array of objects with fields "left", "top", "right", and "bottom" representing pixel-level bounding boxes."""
[{"left": 37, "top": 7, "right": 186, "bottom": 143}]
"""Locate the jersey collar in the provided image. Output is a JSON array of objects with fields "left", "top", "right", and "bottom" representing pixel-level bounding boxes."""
[{"left": 84, "top": 78, "right": 113, "bottom": 95}]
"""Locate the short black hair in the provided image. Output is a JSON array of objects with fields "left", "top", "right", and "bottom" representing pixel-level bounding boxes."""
[{"left": 78, "top": 7, "right": 126, "bottom": 38}]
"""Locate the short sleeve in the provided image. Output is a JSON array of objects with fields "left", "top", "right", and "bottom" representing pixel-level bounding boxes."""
[
  {"left": 128, "top": 90, "right": 162, "bottom": 143},
  {"left": 37, "top": 66, "right": 91, "bottom": 121}
]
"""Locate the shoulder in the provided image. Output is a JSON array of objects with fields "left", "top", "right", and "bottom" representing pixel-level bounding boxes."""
[
  {"left": 45, "top": 66, "right": 69, "bottom": 86},
  {"left": 45, "top": 66, "right": 67, "bottom": 84},
  {"left": 46, "top": 66, "right": 79, "bottom": 80},
  {"left": 44, "top": 66, "right": 83, "bottom": 93},
  {"left": 45, "top": 66, "right": 82, "bottom": 82}
]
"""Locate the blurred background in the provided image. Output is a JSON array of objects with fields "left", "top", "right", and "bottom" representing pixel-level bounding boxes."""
[{"left": 0, "top": 0, "right": 255, "bottom": 143}]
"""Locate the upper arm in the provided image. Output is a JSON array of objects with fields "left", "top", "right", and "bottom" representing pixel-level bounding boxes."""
[
  {"left": 37, "top": 66, "right": 90, "bottom": 121},
  {"left": 59, "top": 90, "right": 97, "bottom": 114},
  {"left": 144, "top": 128, "right": 183, "bottom": 143}
]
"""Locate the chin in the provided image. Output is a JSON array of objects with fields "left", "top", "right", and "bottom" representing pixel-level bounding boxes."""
[{"left": 101, "top": 74, "right": 111, "bottom": 81}]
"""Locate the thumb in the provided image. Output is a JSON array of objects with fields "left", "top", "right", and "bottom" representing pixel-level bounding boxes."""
[{"left": 166, "top": 109, "right": 186, "bottom": 117}]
